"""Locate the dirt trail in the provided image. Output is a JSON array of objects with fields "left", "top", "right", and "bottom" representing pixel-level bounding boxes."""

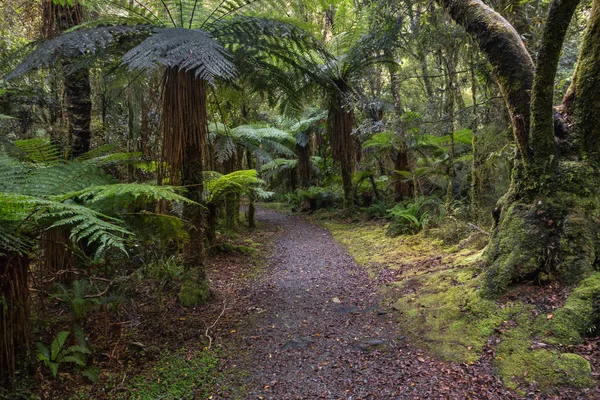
[{"left": 219, "top": 208, "right": 517, "bottom": 399}]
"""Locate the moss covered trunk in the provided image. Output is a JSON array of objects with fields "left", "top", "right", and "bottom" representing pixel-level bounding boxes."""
[{"left": 441, "top": 0, "right": 600, "bottom": 294}]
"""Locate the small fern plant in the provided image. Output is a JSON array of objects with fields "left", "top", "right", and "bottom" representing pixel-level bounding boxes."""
[
  {"left": 387, "top": 197, "right": 440, "bottom": 236},
  {"left": 36, "top": 325, "right": 99, "bottom": 382}
]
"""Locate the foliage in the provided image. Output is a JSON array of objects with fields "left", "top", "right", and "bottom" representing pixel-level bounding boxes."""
[
  {"left": 36, "top": 325, "right": 99, "bottom": 382},
  {"left": 0, "top": 139, "right": 194, "bottom": 259},
  {"left": 386, "top": 197, "right": 441, "bottom": 236},
  {"left": 52, "top": 280, "right": 101, "bottom": 319},
  {"left": 204, "top": 169, "right": 270, "bottom": 204},
  {"left": 114, "top": 349, "right": 219, "bottom": 399}
]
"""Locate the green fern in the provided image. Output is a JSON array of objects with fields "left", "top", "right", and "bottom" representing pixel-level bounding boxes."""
[{"left": 204, "top": 169, "right": 266, "bottom": 204}]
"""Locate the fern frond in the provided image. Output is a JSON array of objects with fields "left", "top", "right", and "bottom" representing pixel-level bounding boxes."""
[
  {"left": 6, "top": 26, "right": 154, "bottom": 79},
  {"left": 214, "top": 135, "right": 236, "bottom": 163},
  {"left": 14, "top": 138, "right": 62, "bottom": 165},
  {"left": 122, "top": 27, "right": 236, "bottom": 83},
  {"left": 55, "top": 183, "right": 196, "bottom": 208},
  {"left": 204, "top": 169, "right": 263, "bottom": 204}
]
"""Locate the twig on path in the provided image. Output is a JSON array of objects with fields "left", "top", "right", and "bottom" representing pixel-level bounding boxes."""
[{"left": 204, "top": 299, "right": 227, "bottom": 350}]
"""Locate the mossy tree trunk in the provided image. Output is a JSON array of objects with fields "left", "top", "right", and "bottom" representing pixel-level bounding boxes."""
[
  {"left": 328, "top": 83, "right": 355, "bottom": 211},
  {"left": 162, "top": 68, "right": 209, "bottom": 305},
  {"left": 469, "top": 45, "right": 483, "bottom": 214},
  {"left": 439, "top": 0, "right": 600, "bottom": 294}
]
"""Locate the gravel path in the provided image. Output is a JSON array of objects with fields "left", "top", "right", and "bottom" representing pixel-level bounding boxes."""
[{"left": 225, "top": 208, "right": 518, "bottom": 399}]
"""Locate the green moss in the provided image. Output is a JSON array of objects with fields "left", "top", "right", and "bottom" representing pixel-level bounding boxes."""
[
  {"left": 484, "top": 202, "right": 544, "bottom": 294},
  {"left": 543, "top": 273, "right": 600, "bottom": 344},
  {"left": 113, "top": 349, "right": 220, "bottom": 399},
  {"left": 178, "top": 277, "right": 210, "bottom": 307},
  {"left": 496, "top": 321, "right": 594, "bottom": 390},
  {"left": 323, "top": 219, "right": 596, "bottom": 392},
  {"left": 392, "top": 270, "right": 509, "bottom": 363}
]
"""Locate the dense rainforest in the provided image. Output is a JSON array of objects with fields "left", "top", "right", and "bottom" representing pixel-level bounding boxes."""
[{"left": 1, "top": 0, "right": 599, "bottom": 398}]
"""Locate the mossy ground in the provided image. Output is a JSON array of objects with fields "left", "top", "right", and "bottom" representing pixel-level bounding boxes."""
[{"left": 323, "top": 219, "right": 598, "bottom": 392}]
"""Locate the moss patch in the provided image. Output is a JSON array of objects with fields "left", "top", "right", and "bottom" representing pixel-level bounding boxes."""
[
  {"left": 496, "top": 310, "right": 594, "bottom": 390},
  {"left": 178, "top": 276, "right": 210, "bottom": 307},
  {"left": 322, "top": 221, "right": 472, "bottom": 276},
  {"left": 322, "top": 219, "right": 596, "bottom": 392},
  {"left": 542, "top": 272, "right": 600, "bottom": 344},
  {"left": 114, "top": 349, "right": 219, "bottom": 399}
]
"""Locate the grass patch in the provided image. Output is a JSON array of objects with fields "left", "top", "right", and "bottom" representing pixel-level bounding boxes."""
[{"left": 322, "top": 219, "right": 596, "bottom": 392}]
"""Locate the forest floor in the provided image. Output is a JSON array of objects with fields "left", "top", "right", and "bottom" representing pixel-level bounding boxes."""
[
  {"left": 210, "top": 207, "right": 520, "bottom": 399},
  {"left": 31, "top": 207, "right": 600, "bottom": 399}
]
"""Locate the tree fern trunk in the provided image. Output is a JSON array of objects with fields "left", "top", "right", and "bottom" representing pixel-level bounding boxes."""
[
  {"left": 297, "top": 143, "right": 311, "bottom": 189},
  {"left": 386, "top": 51, "right": 413, "bottom": 201},
  {"left": 328, "top": 91, "right": 355, "bottom": 211},
  {"left": 162, "top": 67, "right": 209, "bottom": 305},
  {"left": 0, "top": 251, "right": 30, "bottom": 388},
  {"left": 43, "top": 0, "right": 92, "bottom": 158}
]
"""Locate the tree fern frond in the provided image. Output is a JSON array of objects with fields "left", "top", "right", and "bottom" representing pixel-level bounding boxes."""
[
  {"left": 122, "top": 27, "right": 236, "bottom": 83},
  {"left": 6, "top": 26, "right": 154, "bottom": 80},
  {"left": 55, "top": 183, "right": 196, "bottom": 208},
  {"left": 214, "top": 135, "right": 236, "bottom": 163},
  {"left": 14, "top": 138, "right": 62, "bottom": 165},
  {"left": 204, "top": 169, "right": 263, "bottom": 204}
]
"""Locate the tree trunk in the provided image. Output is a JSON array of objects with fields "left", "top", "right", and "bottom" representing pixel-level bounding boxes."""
[
  {"left": 0, "top": 252, "right": 30, "bottom": 387},
  {"left": 246, "top": 150, "right": 256, "bottom": 228},
  {"left": 440, "top": 0, "right": 600, "bottom": 295},
  {"left": 297, "top": 142, "right": 311, "bottom": 188},
  {"left": 328, "top": 90, "right": 355, "bottom": 211},
  {"left": 442, "top": 48, "right": 457, "bottom": 212},
  {"left": 436, "top": 0, "right": 534, "bottom": 163},
  {"left": 162, "top": 67, "right": 209, "bottom": 305},
  {"left": 386, "top": 52, "right": 413, "bottom": 201},
  {"left": 43, "top": 0, "right": 92, "bottom": 158},
  {"left": 469, "top": 45, "right": 483, "bottom": 214}
]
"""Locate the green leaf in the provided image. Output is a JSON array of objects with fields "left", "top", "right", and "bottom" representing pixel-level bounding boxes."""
[
  {"left": 82, "top": 366, "right": 101, "bottom": 383},
  {"left": 49, "top": 362, "right": 59, "bottom": 378},
  {"left": 51, "top": 331, "right": 70, "bottom": 361},
  {"left": 63, "top": 353, "right": 87, "bottom": 367},
  {"left": 36, "top": 342, "right": 50, "bottom": 361}
]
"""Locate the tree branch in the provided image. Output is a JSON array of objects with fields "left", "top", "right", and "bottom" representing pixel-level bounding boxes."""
[{"left": 436, "top": 0, "right": 534, "bottom": 163}]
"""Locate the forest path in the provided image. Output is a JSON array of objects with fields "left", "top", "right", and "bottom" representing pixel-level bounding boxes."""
[{"left": 218, "top": 208, "right": 515, "bottom": 399}]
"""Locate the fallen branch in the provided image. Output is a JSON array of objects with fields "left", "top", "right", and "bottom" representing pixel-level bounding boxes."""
[
  {"left": 204, "top": 300, "right": 227, "bottom": 350},
  {"left": 468, "top": 222, "right": 491, "bottom": 236}
]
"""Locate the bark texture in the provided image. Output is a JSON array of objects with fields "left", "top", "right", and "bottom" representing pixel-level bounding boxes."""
[
  {"left": 43, "top": 0, "right": 92, "bottom": 158},
  {"left": 162, "top": 68, "right": 209, "bottom": 305},
  {"left": 328, "top": 88, "right": 355, "bottom": 210},
  {"left": 0, "top": 252, "right": 30, "bottom": 387}
]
